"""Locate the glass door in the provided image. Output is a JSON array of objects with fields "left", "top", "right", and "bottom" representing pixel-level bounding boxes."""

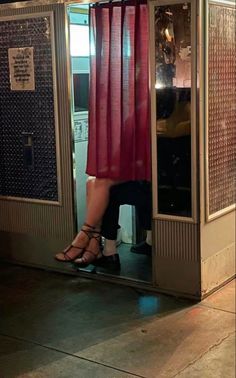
[{"left": 150, "top": 0, "right": 197, "bottom": 222}]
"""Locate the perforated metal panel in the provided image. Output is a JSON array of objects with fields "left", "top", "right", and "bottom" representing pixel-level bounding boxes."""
[
  {"left": 0, "top": 15, "right": 58, "bottom": 201},
  {"left": 208, "top": 4, "right": 236, "bottom": 215}
]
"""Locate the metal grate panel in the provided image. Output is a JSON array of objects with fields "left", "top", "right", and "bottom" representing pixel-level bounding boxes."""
[
  {"left": 0, "top": 15, "right": 58, "bottom": 201},
  {"left": 208, "top": 4, "right": 236, "bottom": 215}
]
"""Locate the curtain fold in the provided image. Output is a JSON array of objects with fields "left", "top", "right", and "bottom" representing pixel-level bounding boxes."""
[{"left": 86, "top": 1, "right": 150, "bottom": 181}]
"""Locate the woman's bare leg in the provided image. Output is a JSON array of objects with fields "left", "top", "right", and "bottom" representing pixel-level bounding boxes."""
[
  {"left": 73, "top": 177, "right": 118, "bottom": 241},
  {"left": 73, "top": 177, "right": 122, "bottom": 266},
  {"left": 55, "top": 177, "right": 120, "bottom": 261}
]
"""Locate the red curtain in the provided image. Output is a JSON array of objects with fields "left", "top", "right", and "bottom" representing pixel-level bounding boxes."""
[{"left": 86, "top": 1, "right": 150, "bottom": 181}]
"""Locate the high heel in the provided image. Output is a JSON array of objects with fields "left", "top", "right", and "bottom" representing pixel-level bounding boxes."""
[
  {"left": 73, "top": 231, "right": 101, "bottom": 268},
  {"left": 54, "top": 223, "right": 100, "bottom": 262}
]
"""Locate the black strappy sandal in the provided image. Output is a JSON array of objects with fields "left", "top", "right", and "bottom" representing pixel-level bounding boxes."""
[
  {"left": 55, "top": 244, "right": 84, "bottom": 262},
  {"left": 54, "top": 223, "right": 100, "bottom": 262},
  {"left": 73, "top": 231, "right": 101, "bottom": 268}
]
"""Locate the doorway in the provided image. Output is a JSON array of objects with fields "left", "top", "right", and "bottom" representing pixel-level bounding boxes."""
[{"left": 68, "top": 3, "right": 153, "bottom": 283}]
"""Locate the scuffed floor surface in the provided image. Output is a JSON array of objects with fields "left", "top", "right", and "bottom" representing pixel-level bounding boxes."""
[{"left": 0, "top": 264, "right": 235, "bottom": 378}]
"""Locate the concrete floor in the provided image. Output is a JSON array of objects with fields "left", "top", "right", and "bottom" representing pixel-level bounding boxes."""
[{"left": 0, "top": 264, "right": 235, "bottom": 378}]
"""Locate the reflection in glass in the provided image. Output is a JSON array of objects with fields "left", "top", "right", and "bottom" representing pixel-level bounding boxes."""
[
  {"left": 70, "top": 24, "right": 90, "bottom": 57},
  {"left": 155, "top": 3, "right": 192, "bottom": 217}
]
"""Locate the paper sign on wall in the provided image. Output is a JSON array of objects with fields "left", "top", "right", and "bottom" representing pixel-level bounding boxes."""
[{"left": 8, "top": 47, "right": 35, "bottom": 91}]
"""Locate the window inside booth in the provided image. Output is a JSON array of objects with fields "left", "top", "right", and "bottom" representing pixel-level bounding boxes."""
[{"left": 73, "top": 73, "right": 89, "bottom": 112}]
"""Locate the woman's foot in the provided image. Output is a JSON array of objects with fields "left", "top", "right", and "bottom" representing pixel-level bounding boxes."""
[
  {"left": 73, "top": 231, "right": 101, "bottom": 267},
  {"left": 55, "top": 224, "right": 99, "bottom": 262},
  {"left": 55, "top": 244, "right": 85, "bottom": 262}
]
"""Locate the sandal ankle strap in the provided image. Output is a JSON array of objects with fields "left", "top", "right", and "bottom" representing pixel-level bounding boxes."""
[
  {"left": 84, "top": 222, "right": 96, "bottom": 229},
  {"left": 81, "top": 228, "right": 101, "bottom": 241},
  {"left": 83, "top": 223, "right": 101, "bottom": 233}
]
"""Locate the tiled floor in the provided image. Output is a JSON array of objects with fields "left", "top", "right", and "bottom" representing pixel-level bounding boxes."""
[{"left": 0, "top": 264, "right": 235, "bottom": 378}]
